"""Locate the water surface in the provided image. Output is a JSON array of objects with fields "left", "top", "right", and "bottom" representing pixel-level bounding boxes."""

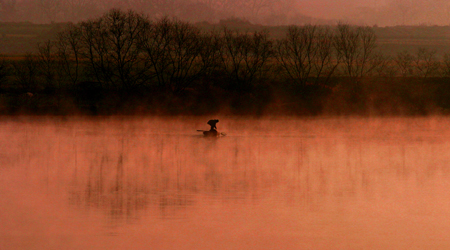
[{"left": 1, "top": 116, "right": 450, "bottom": 250}]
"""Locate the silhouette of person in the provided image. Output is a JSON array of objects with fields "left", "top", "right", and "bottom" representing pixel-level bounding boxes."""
[
  {"left": 207, "top": 119, "right": 219, "bottom": 136},
  {"left": 207, "top": 119, "right": 219, "bottom": 130}
]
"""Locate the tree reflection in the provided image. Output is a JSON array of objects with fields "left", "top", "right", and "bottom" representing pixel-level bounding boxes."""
[
  {"left": 69, "top": 135, "right": 347, "bottom": 221},
  {"left": 12, "top": 118, "right": 448, "bottom": 224}
]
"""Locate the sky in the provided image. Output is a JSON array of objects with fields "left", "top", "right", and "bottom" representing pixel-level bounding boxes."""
[
  {"left": 2, "top": 0, "right": 450, "bottom": 26},
  {"left": 294, "top": 0, "right": 450, "bottom": 26},
  {"left": 296, "top": 0, "right": 384, "bottom": 19}
]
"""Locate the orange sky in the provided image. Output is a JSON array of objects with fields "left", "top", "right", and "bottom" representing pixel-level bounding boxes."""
[
  {"left": 294, "top": 0, "right": 450, "bottom": 26},
  {"left": 295, "top": 0, "right": 385, "bottom": 19}
]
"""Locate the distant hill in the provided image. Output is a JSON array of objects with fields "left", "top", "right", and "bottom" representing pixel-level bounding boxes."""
[
  {"left": 0, "top": 22, "right": 65, "bottom": 55},
  {"left": 1, "top": 21, "right": 450, "bottom": 56}
]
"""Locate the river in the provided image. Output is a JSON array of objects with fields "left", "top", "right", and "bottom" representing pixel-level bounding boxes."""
[{"left": 1, "top": 116, "right": 450, "bottom": 249}]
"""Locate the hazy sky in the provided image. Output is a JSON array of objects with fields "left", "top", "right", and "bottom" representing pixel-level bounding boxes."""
[
  {"left": 296, "top": 0, "right": 386, "bottom": 19},
  {"left": 2, "top": 0, "right": 450, "bottom": 26},
  {"left": 294, "top": 0, "right": 450, "bottom": 26}
]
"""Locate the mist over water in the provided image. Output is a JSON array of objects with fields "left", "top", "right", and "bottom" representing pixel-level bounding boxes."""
[{"left": 2, "top": 116, "right": 450, "bottom": 249}]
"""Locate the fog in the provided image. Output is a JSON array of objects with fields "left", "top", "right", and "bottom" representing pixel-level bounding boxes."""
[
  {"left": 1, "top": 0, "right": 449, "bottom": 26},
  {"left": 2, "top": 116, "right": 450, "bottom": 249},
  {"left": 1, "top": 0, "right": 450, "bottom": 248}
]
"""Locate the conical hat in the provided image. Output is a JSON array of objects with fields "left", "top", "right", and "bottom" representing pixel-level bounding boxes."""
[{"left": 207, "top": 119, "right": 219, "bottom": 126}]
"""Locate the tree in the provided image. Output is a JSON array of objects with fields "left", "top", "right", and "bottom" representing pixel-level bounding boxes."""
[
  {"left": 0, "top": 55, "right": 9, "bottom": 87},
  {"left": 76, "top": 9, "right": 151, "bottom": 89},
  {"left": 139, "top": 17, "right": 172, "bottom": 89},
  {"left": 275, "top": 25, "right": 339, "bottom": 86},
  {"left": 11, "top": 53, "right": 39, "bottom": 92},
  {"left": 413, "top": 48, "right": 441, "bottom": 78},
  {"left": 56, "top": 23, "right": 83, "bottom": 85},
  {"left": 395, "top": 48, "right": 441, "bottom": 77},
  {"left": 395, "top": 50, "right": 414, "bottom": 77},
  {"left": 140, "top": 17, "right": 214, "bottom": 93},
  {"left": 37, "top": 40, "right": 60, "bottom": 88},
  {"left": 334, "top": 24, "right": 381, "bottom": 78},
  {"left": 442, "top": 53, "right": 450, "bottom": 77},
  {"left": 217, "top": 28, "right": 273, "bottom": 91}
]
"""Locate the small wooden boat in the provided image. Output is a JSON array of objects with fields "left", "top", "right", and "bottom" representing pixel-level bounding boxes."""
[
  {"left": 197, "top": 130, "right": 226, "bottom": 137},
  {"left": 198, "top": 119, "right": 226, "bottom": 137}
]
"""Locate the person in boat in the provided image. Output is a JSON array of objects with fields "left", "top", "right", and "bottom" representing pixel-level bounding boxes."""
[{"left": 205, "top": 119, "right": 219, "bottom": 136}]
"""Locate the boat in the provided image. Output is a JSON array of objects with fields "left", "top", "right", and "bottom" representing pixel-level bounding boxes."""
[
  {"left": 198, "top": 119, "right": 225, "bottom": 137},
  {"left": 197, "top": 130, "right": 226, "bottom": 137}
]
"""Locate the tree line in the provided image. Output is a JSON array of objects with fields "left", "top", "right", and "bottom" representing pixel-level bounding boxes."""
[
  {"left": 0, "top": 9, "right": 392, "bottom": 92},
  {"left": 1, "top": 9, "right": 450, "bottom": 115}
]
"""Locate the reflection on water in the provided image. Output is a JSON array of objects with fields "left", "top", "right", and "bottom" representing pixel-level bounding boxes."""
[{"left": 2, "top": 117, "right": 450, "bottom": 249}]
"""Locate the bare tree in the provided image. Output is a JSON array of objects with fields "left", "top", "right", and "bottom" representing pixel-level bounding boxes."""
[
  {"left": 140, "top": 17, "right": 214, "bottom": 93},
  {"left": 275, "top": 25, "right": 339, "bottom": 86},
  {"left": 139, "top": 17, "right": 172, "bottom": 89},
  {"left": 0, "top": 54, "right": 9, "bottom": 87},
  {"left": 372, "top": 54, "right": 396, "bottom": 77},
  {"left": 11, "top": 53, "right": 39, "bottom": 92},
  {"left": 198, "top": 30, "right": 222, "bottom": 77},
  {"left": 56, "top": 23, "right": 83, "bottom": 85},
  {"left": 218, "top": 28, "right": 273, "bottom": 91},
  {"left": 395, "top": 48, "right": 441, "bottom": 77},
  {"left": 77, "top": 9, "right": 151, "bottom": 89},
  {"left": 37, "top": 40, "right": 60, "bottom": 88},
  {"left": 394, "top": 50, "right": 414, "bottom": 77},
  {"left": 442, "top": 53, "right": 450, "bottom": 77},
  {"left": 413, "top": 48, "right": 441, "bottom": 78},
  {"left": 334, "top": 24, "right": 380, "bottom": 78}
]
